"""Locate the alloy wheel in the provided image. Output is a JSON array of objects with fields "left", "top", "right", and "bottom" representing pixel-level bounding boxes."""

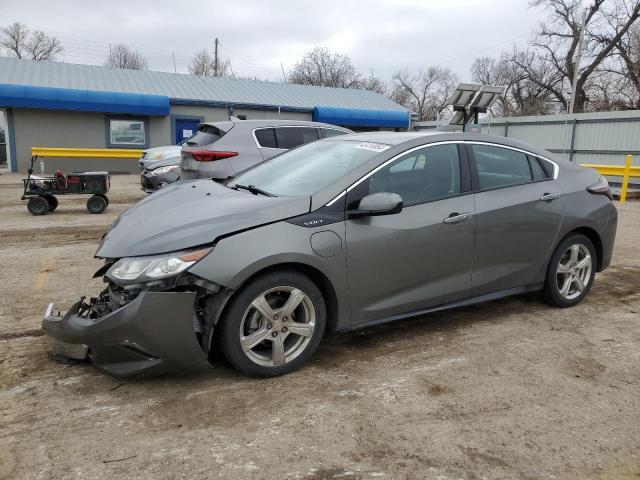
[
  {"left": 556, "top": 244, "right": 592, "bottom": 300},
  {"left": 239, "top": 286, "right": 316, "bottom": 367}
]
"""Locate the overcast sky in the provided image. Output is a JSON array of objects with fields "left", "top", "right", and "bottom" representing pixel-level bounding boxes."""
[{"left": 1, "top": 0, "right": 546, "bottom": 82}]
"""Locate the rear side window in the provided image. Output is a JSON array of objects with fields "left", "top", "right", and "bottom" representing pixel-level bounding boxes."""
[
  {"left": 254, "top": 128, "right": 277, "bottom": 148},
  {"left": 275, "top": 127, "right": 319, "bottom": 149},
  {"left": 529, "top": 155, "right": 549, "bottom": 181},
  {"left": 184, "top": 125, "right": 227, "bottom": 147},
  {"left": 472, "top": 145, "right": 532, "bottom": 190},
  {"left": 322, "top": 128, "right": 348, "bottom": 138}
]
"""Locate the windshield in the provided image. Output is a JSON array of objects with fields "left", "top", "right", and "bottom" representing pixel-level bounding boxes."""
[{"left": 231, "top": 139, "right": 389, "bottom": 197}]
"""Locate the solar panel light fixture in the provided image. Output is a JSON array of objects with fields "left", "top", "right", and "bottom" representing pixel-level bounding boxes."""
[{"left": 446, "top": 83, "right": 505, "bottom": 131}]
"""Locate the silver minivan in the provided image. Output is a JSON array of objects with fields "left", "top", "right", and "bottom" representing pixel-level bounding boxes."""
[{"left": 180, "top": 119, "right": 352, "bottom": 181}]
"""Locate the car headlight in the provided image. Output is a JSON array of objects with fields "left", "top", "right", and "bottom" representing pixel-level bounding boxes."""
[
  {"left": 147, "top": 151, "right": 164, "bottom": 160},
  {"left": 107, "top": 247, "right": 212, "bottom": 283},
  {"left": 149, "top": 165, "right": 179, "bottom": 176}
]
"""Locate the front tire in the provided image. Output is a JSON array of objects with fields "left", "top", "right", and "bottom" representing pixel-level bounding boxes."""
[
  {"left": 543, "top": 234, "right": 597, "bottom": 308},
  {"left": 219, "top": 270, "right": 326, "bottom": 377}
]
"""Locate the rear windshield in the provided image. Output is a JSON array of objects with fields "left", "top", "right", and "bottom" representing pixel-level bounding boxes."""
[{"left": 184, "top": 124, "right": 230, "bottom": 147}]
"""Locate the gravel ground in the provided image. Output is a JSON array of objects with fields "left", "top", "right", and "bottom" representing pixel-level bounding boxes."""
[{"left": 0, "top": 172, "right": 638, "bottom": 480}]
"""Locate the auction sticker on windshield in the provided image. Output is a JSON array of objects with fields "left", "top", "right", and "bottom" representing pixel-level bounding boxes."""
[{"left": 355, "top": 142, "right": 390, "bottom": 152}]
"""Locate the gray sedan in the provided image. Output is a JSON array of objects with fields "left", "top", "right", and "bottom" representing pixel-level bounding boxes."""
[{"left": 43, "top": 132, "right": 617, "bottom": 378}]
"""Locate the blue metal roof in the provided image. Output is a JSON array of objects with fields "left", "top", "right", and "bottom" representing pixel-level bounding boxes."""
[
  {"left": 313, "top": 106, "right": 409, "bottom": 128},
  {"left": 0, "top": 83, "right": 169, "bottom": 116},
  {"left": 0, "top": 57, "right": 407, "bottom": 114}
]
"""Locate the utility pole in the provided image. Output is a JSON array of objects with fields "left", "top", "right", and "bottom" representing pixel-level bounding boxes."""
[
  {"left": 569, "top": 10, "right": 587, "bottom": 114},
  {"left": 214, "top": 38, "right": 219, "bottom": 77},
  {"left": 172, "top": 51, "right": 177, "bottom": 73},
  {"left": 280, "top": 63, "right": 287, "bottom": 83}
]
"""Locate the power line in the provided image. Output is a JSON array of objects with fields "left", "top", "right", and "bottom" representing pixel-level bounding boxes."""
[
  {"left": 13, "top": 30, "right": 532, "bottom": 82},
  {"left": 48, "top": 35, "right": 284, "bottom": 79}
]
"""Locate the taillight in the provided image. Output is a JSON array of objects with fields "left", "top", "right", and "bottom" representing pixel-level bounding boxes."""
[
  {"left": 587, "top": 175, "right": 612, "bottom": 200},
  {"left": 187, "top": 150, "right": 238, "bottom": 162}
]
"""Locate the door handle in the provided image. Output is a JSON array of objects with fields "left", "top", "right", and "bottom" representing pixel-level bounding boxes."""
[
  {"left": 540, "top": 192, "right": 560, "bottom": 201},
  {"left": 443, "top": 212, "right": 471, "bottom": 224}
]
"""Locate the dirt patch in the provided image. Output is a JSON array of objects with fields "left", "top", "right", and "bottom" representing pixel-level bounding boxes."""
[
  {"left": 592, "top": 265, "right": 640, "bottom": 301},
  {"left": 566, "top": 356, "right": 607, "bottom": 380},
  {"left": 0, "top": 182, "right": 23, "bottom": 189},
  {"left": 0, "top": 329, "right": 44, "bottom": 340},
  {"left": 108, "top": 194, "right": 146, "bottom": 204},
  {"left": 421, "top": 381, "right": 452, "bottom": 396},
  {"left": 459, "top": 446, "right": 511, "bottom": 469},
  {"left": 304, "top": 467, "right": 362, "bottom": 480},
  {"left": 0, "top": 226, "right": 104, "bottom": 247}
]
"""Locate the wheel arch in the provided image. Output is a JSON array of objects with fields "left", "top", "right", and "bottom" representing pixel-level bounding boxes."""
[
  {"left": 211, "top": 261, "right": 341, "bottom": 345},
  {"left": 556, "top": 226, "right": 604, "bottom": 271}
]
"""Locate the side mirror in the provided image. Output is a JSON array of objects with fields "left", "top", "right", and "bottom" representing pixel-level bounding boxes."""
[{"left": 348, "top": 192, "right": 403, "bottom": 218}]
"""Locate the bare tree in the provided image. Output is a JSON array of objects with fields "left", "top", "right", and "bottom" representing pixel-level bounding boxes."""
[
  {"left": 188, "top": 49, "right": 233, "bottom": 77},
  {"left": 390, "top": 66, "right": 457, "bottom": 121},
  {"left": 517, "top": 0, "right": 640, "bottom": 112},
  {"left": 105, "top": 44, "right": 148, "bottom": 70},
  {"left": 289, "top": 47, "right": 362, "bottom": 88},
  {"left": 472, "top": 52, "right": 555, "bottom": 116},
  {"left": 607, "top": 23, "right": 640, "bottom": 108},
  {"left": 0, "top": 22, "right": 62, "bottom": 61},
  {"left": 359, "top": 71, "right": 388, "bottom": 94}
]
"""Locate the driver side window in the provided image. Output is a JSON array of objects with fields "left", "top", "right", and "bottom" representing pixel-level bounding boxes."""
[{"left": 365, "top": 144, "right": 461, "bottom": 207}]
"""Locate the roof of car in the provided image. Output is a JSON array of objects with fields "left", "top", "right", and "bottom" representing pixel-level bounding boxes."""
[
  {"left": 200, "top": 119, "right": 352, "bottom": 130},
  {"left": 339, "top": 131, "right": 444, "bottom": 145},
  {"left": 337, "top": 131, "right": 553, "bottom": 156}
]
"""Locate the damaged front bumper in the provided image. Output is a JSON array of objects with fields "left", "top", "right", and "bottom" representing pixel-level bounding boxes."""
[{"left": 42, "top": 290, "right": 209, "bottom": 377}]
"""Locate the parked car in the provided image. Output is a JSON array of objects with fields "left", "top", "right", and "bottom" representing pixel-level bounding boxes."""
[
  {"left": 139, "top": 135, "right": 195, "bottom": 193},
  {"left": 140, "top": 156, "right": 181, "bottom": 193},
  {"left": 180, "top": 119, "right": 352, "bottom": 181},
  {"left": 42, "top": 132, "right": 617, "bottom": 379},
  {"left": 139, "top": 145, "right": 182, "bottom": 169}
]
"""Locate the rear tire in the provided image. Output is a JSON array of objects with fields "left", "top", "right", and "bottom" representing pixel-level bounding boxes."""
[
  {"left": 219, "top": 270, "right": 326, "bottom": 377},
  {"left": 27, "top": 196, "right": 49, "bottom": 215},
  {"left": 45, "top": 195, "right": 58, "bottom": 212},
  {"left": 543, "top": 233, "right": 597, "bottom": 308},
  {"left": 86, "top": 195, "right": 107, "bottom": 214},
  {"left": 96, "top": 193, "right": 109, "bottom": 207}
]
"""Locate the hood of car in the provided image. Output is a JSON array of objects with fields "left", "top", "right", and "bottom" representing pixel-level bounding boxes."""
[
  {"left": 95, "top": 180, "right": 311, "bottom": 258},
  {"left": 143, "top": 157, "right": 181, "bottom": 171}
]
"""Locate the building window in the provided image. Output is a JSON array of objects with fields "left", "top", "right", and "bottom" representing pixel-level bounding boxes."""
[{"left": 106, "top": 117, "right": 148, "bottom": 148}]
